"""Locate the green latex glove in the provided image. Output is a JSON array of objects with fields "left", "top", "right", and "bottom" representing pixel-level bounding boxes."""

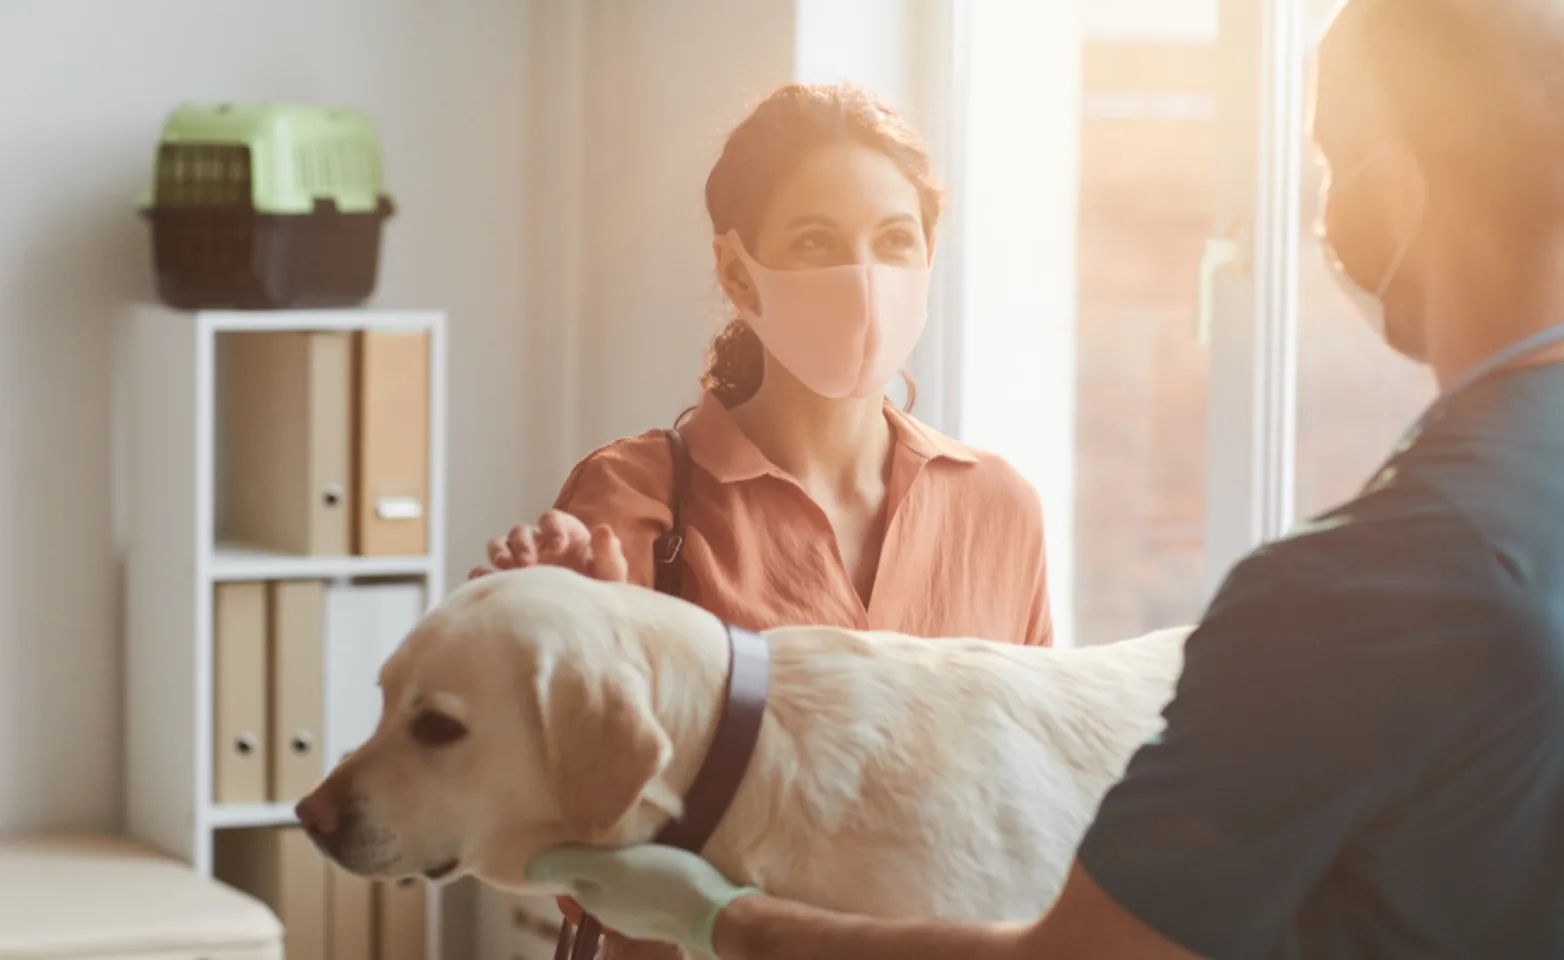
[{"left": 527, "top": 843, "right": 761, "bottom": 955}]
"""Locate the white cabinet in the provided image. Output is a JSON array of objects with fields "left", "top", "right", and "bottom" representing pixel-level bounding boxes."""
[{"left": 119, "top": 305, "right": 449, "bottom": 960}]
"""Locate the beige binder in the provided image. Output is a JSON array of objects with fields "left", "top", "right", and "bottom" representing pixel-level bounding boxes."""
[
  {"left": 213, "top": 581, "right": 268, "bottom": 804},
  {"left": 220, "top": 331, "right": 353, "bottom": 556},
  {"left": 329, "top": 864, "right": 376, "bottom": 960},
  {"left": 353, "top": 331, "right": 430, "bottom": 557},
  {"left": 268, "top": 579, "right": 325, "bottom": 803},
  {"left": 376, "top": 877, "right": 429, "bottom": 960},
  {"left": 215, "top": 827, "right": 328, "bottom": 960}
]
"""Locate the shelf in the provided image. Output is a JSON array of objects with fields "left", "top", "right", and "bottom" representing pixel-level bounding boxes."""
[
  {"left": 123, "top": 305, "right": 449, "bottom": 958},
  {"left": 207, "top": 802, "right": 299, "bottom": 829},
  {"left": 197, "top": 307, "right": 445, "bottom": 334},
  {"left": 209, "top": 543, "right": 436, "bottom": 581}
]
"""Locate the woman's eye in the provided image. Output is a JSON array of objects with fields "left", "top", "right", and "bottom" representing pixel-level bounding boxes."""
[
  {"left": 878, "top": 229, "right": 919, "bottom": 254},
  {"left": 789, "top": 231, "right": 834, "bottom": 255},
  {"left": 410, "top": 710, "right": 468, "bottom": 747}
]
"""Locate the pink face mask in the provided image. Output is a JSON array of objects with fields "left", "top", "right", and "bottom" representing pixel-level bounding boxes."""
[{"left": 726, "top": 231, "right": 931, "bottom": 399}]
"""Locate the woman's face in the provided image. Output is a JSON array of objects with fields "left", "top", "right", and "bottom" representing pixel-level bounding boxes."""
[{"left": 717, "top": 144, "right": 929, "bottom": 311}]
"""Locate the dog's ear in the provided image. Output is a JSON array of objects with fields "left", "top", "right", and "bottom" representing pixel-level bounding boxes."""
[{"left": 537, "top": 658, "right": 676, "bottom": 842}]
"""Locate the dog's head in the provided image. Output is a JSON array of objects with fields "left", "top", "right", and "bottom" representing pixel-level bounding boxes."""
[{"left": 294, "top": 566, "right": 687, "bottom": 889}]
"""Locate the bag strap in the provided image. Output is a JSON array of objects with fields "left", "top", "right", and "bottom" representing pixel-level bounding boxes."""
[{"left": 652, "top": 427, "right": 690, "bottom": 596}]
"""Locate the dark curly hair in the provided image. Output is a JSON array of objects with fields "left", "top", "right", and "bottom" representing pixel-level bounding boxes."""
[{"left": 699, "top": 82, "right": 944, "bottom": 411}]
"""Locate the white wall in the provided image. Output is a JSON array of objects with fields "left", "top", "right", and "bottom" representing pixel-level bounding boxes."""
[
  {"left": 794, "top": 0, "right": 917, "bottom": 109},
  {"left": 519, "top": 0, "right": 799, "bottom": 492},
  {"left": 0, "top": 0, "right": 532, "bottom": 834}
]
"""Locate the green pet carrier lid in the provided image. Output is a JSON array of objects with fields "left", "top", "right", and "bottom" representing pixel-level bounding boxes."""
[{"left": 137, "top": 102, "right": 393, "bottom": 216}]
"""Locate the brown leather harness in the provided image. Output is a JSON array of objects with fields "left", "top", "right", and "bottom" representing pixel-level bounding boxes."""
[{"left": 554, "top": 429, "right": 771, "bottom": 960}]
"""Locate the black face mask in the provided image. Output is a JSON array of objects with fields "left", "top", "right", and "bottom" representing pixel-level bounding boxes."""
[{"left": 1320, "top": 152, "right": 1428, "bottom": 361}]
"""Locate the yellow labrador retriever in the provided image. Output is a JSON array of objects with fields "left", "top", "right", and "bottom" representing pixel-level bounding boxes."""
[{"left": 296, "top": 564, "right": 1188, "bottom": 927}]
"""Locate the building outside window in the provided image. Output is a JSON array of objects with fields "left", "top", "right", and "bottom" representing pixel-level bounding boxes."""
[{"left": 1068, "top": 0, "right": 1432, "bottom": 645}]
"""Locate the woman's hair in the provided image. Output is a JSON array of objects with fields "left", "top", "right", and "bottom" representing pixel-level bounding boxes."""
[
  {"left": 1340, "top": 0, "right": 1564, "bottom": 226},
  {"left": 699, "top": 82, "right": 944, "bottom": 409}
]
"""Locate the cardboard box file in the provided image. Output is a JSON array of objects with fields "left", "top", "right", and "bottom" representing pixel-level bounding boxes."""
[
  {"left": 213, "top": 581, "right": 268, "bottom": 804},
  {"left": 219, "top": 332, "right": 354, "bottom": 556},
  {"left": 377, "top": 878, "right": 428, "bottom": 960},
  {"left": 269, "top": 579, "right": 326, "bottom": 803},
  {"left": 215, "top": 827, "right": 328, "bottom": 960},
  {"left": 329, "top": 865, "right": 376, "bottom": 960},
  {"left": 353, "top": 331, "right": 430, "bottom": 556}
]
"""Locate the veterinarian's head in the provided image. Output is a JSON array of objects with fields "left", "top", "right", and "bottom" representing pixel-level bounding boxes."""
[
  {"left": 1314, "top": 0, "right": 1564, "bottom": 377},
  {"left": 703, "top": 82, "right": 943, "bottom": 412},
  {"left": 294, "top": 566, "right": 705, "bottom": 890}
]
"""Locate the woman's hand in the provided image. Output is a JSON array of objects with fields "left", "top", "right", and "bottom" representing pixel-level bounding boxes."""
[{"left": 468, "top": 509, "right": 629, "bottom": 583}]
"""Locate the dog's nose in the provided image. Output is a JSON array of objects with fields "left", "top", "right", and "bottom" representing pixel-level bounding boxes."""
[{"left": 295, "top": 789, "right": 339, "bottom": 839}]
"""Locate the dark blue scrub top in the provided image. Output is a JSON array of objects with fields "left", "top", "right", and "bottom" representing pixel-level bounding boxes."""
[{"left": 1078, "top": 362, "right": 1564, "bottom": 959}]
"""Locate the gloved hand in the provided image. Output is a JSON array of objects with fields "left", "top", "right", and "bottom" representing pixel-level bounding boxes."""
[{"left": 527, "top": 844, "right": 761, "bottom": 956}]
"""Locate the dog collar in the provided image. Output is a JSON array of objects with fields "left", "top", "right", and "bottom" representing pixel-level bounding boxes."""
[
  {"left": 561, "top": 621, "right": 771, "bottom": 960},
  {"left": 652, "top": 622, "right": 771, "bottom": 851}
]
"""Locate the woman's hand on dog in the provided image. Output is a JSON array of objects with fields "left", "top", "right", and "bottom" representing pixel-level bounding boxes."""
[{"left": 469, "top": 510, "right": 629, "bottom": 583}]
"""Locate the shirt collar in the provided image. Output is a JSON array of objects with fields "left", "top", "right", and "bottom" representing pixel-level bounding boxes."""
[
  {"left": 884, "top": 402, "right": 981, "bottom": 465},
  {"left": 680, "top": 392, "right": 776, "bottom": 483},
  {"left": 680, "top": 391, "right": 979, "bottom": 485}
]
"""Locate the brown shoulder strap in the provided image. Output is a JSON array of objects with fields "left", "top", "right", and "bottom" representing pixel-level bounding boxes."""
[{"left": 652, "top": 427, "right": 689, "bottom": 596}]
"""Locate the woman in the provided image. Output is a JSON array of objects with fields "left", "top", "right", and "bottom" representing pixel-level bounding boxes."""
[{"left": 473, "top": 81, "right": 1052, "bottom": 956}]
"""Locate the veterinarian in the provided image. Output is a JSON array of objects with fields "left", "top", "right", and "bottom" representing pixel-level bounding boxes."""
[
  {"left": 527, "top": 1, "right": 1564, "bottom": 957},
  {"left": 473, "top": 84, "right": 1053, "bottom": 957}
]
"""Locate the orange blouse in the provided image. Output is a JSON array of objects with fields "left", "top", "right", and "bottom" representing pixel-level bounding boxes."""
[{"left": 553, "top": 392, "right": 1053, "bottom": 646}]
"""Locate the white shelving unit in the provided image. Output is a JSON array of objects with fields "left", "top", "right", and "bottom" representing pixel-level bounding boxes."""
[{"left": 120, "top": 305, "right": 449, "bottom": 960}]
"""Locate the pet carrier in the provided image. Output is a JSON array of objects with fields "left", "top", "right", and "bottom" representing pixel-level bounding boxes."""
[{"left": 138, "top": 102, "right": 395, "bottom": 309}]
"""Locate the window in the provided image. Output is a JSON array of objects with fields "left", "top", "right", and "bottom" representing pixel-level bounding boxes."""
[
  {"left": 952, "top": 0, "right": 1436, "bottom": 648},
  {"left": 1072, "top": 36, "right": 1217, "bottom": 645},
  {"left": 954, "top": 3, "right": 1220, "bottom": 648}
]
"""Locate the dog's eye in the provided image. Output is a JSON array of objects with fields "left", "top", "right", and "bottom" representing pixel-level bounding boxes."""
[{"left": 410, "top": 710, "right": 468, "bottom": 747}]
